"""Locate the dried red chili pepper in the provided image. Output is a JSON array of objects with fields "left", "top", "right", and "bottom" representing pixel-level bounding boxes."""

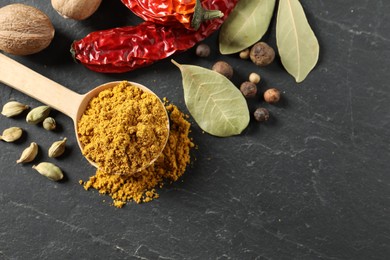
[
  {"left": 121, "top": 0, "right": 223, "bottom": 30},
  {"left": 71, "top": 0, "right": 238, "bottom": 73}
]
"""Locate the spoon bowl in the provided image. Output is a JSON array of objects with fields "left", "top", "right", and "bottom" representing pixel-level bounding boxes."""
[{"left": 0, "top": 53, "right": 169, "bottom": 175}]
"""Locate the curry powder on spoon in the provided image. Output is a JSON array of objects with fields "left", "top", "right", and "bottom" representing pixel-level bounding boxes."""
[
  {"left": 81, "top": 102, "right": 194, "bottom": 207},
  {"left": 77, "top": 81, "right": 169, "bottom": 175}
]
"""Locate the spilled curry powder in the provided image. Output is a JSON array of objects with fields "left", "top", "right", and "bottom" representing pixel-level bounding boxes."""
[
  {"left": 77, "top": 81, "right": 169, "bottom": 175},
  {"left": 81, "top": 102, "right": 194, "bottom": 208}
]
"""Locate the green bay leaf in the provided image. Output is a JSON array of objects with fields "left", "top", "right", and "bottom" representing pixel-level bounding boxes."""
[
  {"left": 172, "top": 60, "right": 249, "bottom": 137},
  {"left": 219, "top": 0, "right": 276, "bottom": 55},
  {"left": 276, "top": 0, "right": 319, "bottom": 82}
]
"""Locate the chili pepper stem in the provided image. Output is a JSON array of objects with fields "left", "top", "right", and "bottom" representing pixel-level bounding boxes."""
[
  {"left": 191, "top": 0, "right": 224, "bottom": 30},
  {"left": 70, "top": 43, "right": 78, "bottom": 62}
]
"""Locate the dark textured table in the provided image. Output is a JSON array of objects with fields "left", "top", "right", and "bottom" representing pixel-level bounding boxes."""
[{"left": 1, "top": 1, "right": 389, "bottom": 259}]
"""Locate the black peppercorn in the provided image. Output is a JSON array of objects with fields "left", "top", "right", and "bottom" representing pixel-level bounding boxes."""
[
  {"left": 254, "top": 107, "right": 270, "bottom": 122},
  {"left": 240, "top": 81, "right": 257, "bottom": 98},
  {"left": 195, "top": 43, "right": 211, "bottom": 57},
  {"left": 212, "top": 61, "right": 233, "bottom": 79},
  {"left": 250, "top": 42, "right": 275, "bottom": 67}
]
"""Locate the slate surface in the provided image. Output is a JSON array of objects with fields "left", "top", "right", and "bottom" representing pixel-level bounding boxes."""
[{"left": 0, "top": 1, "right": 389, "bottom": 259}]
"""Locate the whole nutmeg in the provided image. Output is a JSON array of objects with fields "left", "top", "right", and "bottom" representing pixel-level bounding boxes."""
[
  {"left": 0, "top": 4, "right": 55, "bottom": 55},
  {"left": 250, "top": 42, "right": 275, "bottom": 67},
  {"left": 51, "top": 0, "right": 102, "bottom": 20},
  {"left": 195, "top": 43, "right": 211, "bottom": 57},
  {"left": 264, "top": 88, "right": 281, "bottom": 104},
  {"left": 212, "top": 61, "right": 233, "bottom": 79},
  {"left": 240, "top": 81, "right": 257, "bottom": 98}
]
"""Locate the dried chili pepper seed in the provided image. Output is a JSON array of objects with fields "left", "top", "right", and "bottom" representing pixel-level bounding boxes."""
[
  {"left": 195, "top": 43, "right": 210, "bottom": 57},
  {"left": 240, "top": 81, "right": 257, "bottom": 98},
  {"left": 250, "top": 42, "right": 275, "bottom": 67},
  {"left": 212, "top": 61, "right": 233, "bottom": 79},
  {"left": 254, "top": 107, "right": 269, "bottom": 122},
  {"left": 264, "top": 88, "right": 281, "bottom": 104}
]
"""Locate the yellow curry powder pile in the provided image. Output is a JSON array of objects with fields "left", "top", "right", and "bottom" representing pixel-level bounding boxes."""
[
  {"left": 77, "top": 81, "right": 169, "bottom": 175},
  {"left": 81, "top": 102, "right": 194, "bottom": 208}
]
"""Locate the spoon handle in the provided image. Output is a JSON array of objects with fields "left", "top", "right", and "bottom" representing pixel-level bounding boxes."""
[{"left": 0, "top": 53, "right": 82, "bottom": 119}]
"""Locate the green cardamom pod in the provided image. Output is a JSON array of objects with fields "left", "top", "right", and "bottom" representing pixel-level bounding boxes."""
[
  {"left": 48, "top": 137, "right": 67, "bottom": 158},
  {"left": 32, "top": 162, "right": 63, "bottom": 181},
  {"left": 0, "top": 127, "right": 23, "bottom": 142},
  {"left": 16, "top": 142, "right": 38, "bottom": 163},
  {"left": 43, "top": 117, "right": 56, "bottom": 131},
  {"left": 1, "top": 101, "right": 29, "bottom": 117},
  {"left": 26, "top": 105, "right": 51, "bottom": 124}
]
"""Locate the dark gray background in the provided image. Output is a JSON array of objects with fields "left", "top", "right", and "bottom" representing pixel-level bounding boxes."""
[{"left": 1, "top": 0, "right": 389, "bottom": 259}]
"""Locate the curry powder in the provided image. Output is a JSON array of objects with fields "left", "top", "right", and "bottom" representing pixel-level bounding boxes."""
[
  {"left": 77, "top": 81, "right": 169, "bottom": 175},
  {"left": 82, "top": 103, "right": 194, "bottom": 207}
]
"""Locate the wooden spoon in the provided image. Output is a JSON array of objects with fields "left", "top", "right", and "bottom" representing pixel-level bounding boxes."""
[{"left": 0, "top": 53, "right": 169, "bottom": 174}]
